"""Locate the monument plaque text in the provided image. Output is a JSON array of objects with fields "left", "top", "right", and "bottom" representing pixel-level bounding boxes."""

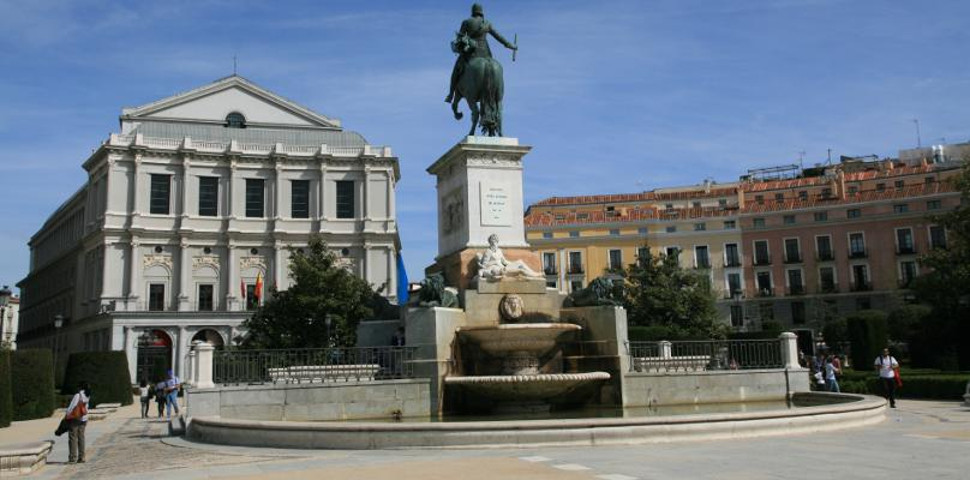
[{"left": 480, "top": 183, "right": 511, "bottom": 226}]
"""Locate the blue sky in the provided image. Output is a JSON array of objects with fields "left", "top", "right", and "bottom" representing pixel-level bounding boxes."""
[{"left": 1, "top": 0, "right": 968, "bottom": 292}]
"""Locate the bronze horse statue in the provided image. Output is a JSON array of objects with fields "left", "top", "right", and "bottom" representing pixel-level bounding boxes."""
[{"left": 449, "top": 34, "right": 504, "bottom": 137}]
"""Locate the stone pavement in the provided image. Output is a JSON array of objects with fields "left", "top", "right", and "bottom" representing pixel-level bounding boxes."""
[{"left": 2, "top": 398, "right": 968, "bottom": 479}]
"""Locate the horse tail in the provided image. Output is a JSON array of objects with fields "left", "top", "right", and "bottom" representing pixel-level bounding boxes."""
[{"left": 481, "top": 59, "right": 500, "bottom": 133}]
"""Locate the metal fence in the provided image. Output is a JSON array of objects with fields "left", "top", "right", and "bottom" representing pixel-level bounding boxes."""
[
  {"left": 627, "top": 339, "right": 783, "bottom": 373},
  {"left": 213, "top": 346, "right": 417, "bottom": 385}
]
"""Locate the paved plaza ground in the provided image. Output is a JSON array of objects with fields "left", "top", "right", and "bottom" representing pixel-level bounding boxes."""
[{"left": 2, "top": 398, "right": 968, "bottom": 479}]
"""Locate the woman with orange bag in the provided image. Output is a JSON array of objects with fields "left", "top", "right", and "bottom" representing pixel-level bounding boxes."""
[{"left": 64, "top": 382, "right": 90, "bottom": 463}]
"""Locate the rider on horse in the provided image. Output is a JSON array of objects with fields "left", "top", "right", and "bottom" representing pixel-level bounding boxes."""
[{"left": 445, "top": 3, "right": 517, "bottom": 103}]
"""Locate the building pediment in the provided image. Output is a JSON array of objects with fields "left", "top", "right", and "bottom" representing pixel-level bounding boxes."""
[{"left": 121, "top": 75, "right": 341, "bottom": 129}]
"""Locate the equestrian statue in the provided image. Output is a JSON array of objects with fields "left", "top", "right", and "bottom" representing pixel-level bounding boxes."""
[{"left": 446, "top": 3, "right": 517, "bottom": 137}]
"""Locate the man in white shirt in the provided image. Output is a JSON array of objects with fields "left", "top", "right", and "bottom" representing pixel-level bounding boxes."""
[
  {"left": 873, "top": 347, "right": 899, "bottom": 408},
  {"left": 164, "top": 369, "right": 181, "bottom": 419},
  {"left": 64, "top": 382, "right": 90, "bottom": 463}
]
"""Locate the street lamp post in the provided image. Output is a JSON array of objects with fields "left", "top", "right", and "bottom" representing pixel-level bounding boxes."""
[
  {"left": 53, "top": 314, "right": 64, "bottom": 382},
  {"left": 731, "top": 290, "right": 744, "bottom": 330},
  {"left": 324, "top": 314, "right": 333, "bottom": 347}
]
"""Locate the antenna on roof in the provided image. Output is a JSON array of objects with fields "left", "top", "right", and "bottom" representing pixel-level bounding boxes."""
[
  {"left": 798, "top": 150, "right": 806, "bottom": 170},
  {"left": 826, "top": 148, "right": 832, "bottom": 165},
  {"left": 233, "top": 55, "right": 238, "bottom": 75}
]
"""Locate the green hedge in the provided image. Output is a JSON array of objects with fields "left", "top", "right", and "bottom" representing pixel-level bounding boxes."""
[
  {"left": 846, "top": 310, "right": 888, "bottom": 371},
  {"left": 11, "top": 349, "right": 55, "bottom": 421},
  {"left": 61, "top": 352, "right": 134, "bottom": 407},
  {"left": 0, "top": 350, "right": 12, "bottom": 428},
  {"left": 838, "top": 369, "right": 969, "bottom": 400}
]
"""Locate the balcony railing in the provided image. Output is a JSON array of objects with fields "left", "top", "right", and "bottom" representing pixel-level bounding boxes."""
[
  {"left": 543, "top": 266, "right": 558, "bottom": 275},
  {"left": 753, "top": 255, "right": 771, "bottom": 266},
  {"left": 784, "top": 253, "right": 803, "bottom": 264},
  {"left": 627, "top": 339, "right": 784, "bottom": 373},
  {"left": 787, "top": 285, "right": 805, "bottom": 295},
  {"left": 820, "top": 283, "right": 839, "bottom": 294},
  {"left": 213, "top": 346, "right": 418, "bottom": 385},
  {"left": 695, "top": 260, "right": 711, "bottom": 269},
  {"left": 898, "top": 278, "right": 916, "bottom": 289},
  {"left": 896, "top": 246, "right": 917, "bottom": 255},
  {"left": 568, "top": 265, "right": 585, "bottom": 275},
  {"left": 757, "top": 287, "right": 774, "bottom": 297},
  {"left": 724, "top": 257, "right": 742, "bottom": 267},
  {"left": 850, "top": 282, "right": 872, "bottom": 292},
  {"left": 849, "top": 249, "right": 867, "bottom": 259},
  {"left": 816, "top": 252, "right": 834, "bottom": 262}
]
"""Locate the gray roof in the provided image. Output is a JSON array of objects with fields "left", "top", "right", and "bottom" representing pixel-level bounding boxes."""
[{"left": 131, "top": 120, "right": 368, "bottom": 147}]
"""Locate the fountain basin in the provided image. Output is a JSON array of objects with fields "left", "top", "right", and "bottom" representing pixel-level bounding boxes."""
[
  {"left": 457, "top": 323, "right": 582, "bottom": 375},
  {"left": 445, "top": 372, "right": 611, "bottom": 402}
]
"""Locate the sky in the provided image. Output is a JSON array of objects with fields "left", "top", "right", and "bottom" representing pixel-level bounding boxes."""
[{"left": 1, "top": 0, "right": 969, "bottom": 293}]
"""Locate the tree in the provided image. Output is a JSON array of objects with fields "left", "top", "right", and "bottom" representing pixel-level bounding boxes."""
[
  {"left": 913, "top": 162, "right": 970, "bottom": 369},
  {"left": 622, "top": 247, "right": 726, "bottom": 339},
  {"left": 242, "top": 237, "right": 378, "bottom": 349}
]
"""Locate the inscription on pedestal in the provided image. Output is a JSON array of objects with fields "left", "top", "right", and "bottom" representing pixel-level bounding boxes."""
[{"left": 480, "top": 183, "right": 511, "bottom": 226}]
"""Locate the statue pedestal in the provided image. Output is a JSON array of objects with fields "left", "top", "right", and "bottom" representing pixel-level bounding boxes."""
[{"left": 426, "top": 136, "right": 539, "bottom": 290}]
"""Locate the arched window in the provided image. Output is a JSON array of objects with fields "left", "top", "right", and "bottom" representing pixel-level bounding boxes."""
[{"left": 226, "top": 112, "right": 246, "bottom": 128}]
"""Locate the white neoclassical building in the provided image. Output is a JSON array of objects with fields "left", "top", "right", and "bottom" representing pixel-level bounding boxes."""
[{"left": 17, "top": 76, "right": 401, "bottom": 382}]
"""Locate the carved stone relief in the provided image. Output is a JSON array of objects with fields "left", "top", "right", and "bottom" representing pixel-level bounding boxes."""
[
  {"left": 240, "top": 256, "right": 266, "bottom": 271},
  {"left": 143, "top": 254, "right": 173, "bottom": 269},
  {"left": 441, "top": 186, "right": 465, "bottom": 234},
  {"left": 193, "top": 256, "right": 220, "bottom": 270}
]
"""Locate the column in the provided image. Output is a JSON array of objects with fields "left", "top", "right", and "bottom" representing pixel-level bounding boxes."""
[
  {"left": 179, "top": 155, "right": 190, "bottom": 219},
  {"left": 780, "top": 332, "right": 800, "bottom": 369},
  {"left": 128, "top": 237, "right": 141, "bottom": 309},
  {"left": 318, "top": 162, "right": 328, "bottom": 220},
  {"left": 227, "top": 158, "right": 238, "bottom": 218},
  {"left": 362, "top": 166, "right": 371, "bottom": 220},
  {"left": 659, "top": 340, "right": 672, "bottom": 359},
  {"left": 362, "top": 243, "right": 371, "bottom": 284},
  {"left": 178, "top": 238, "right": 192, "bottom": 311},
  {"left": 185, "top": 348, "right": 197, "bottom": 387},
  {"left": 273, "top": 162, "right": 283, "bottom": 220},
  {"left": 132, "top": 153, "right": 144, "bottom": 216},
  {"left": 176, "top": 326, "right": 188, "bottom": 379},
  {"left": 273, "top": 241, "right": 284, "bottom": 289},
  {"left": 124, "top": 326, "right": 137, "bottom": 382},
  {"left": 387, "top": 246, "right": 397, "bottom": 303},
  {"left": 226, "top": 243, "right": 239, "bottom": 311},
  {"left": 195, "top": 342, "right": 215, "bottom": 389},
  {"left": 386, "top": 168, "right": 396, "bottom": 221}
]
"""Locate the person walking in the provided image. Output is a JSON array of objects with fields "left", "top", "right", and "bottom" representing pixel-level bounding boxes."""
[
  {"left": 138, "top": 379, "right": 151, "bottom": 418},
  {"left": 64, "top": 382, "right": 90, "bottom": 464},
  {"left": 874, "top": 347, "right": 899, "bottom": 408},
  {"left": 164, "top": 369, "right": 181, "bottom": 419},
  {"left": 825, "top": 356, "right": 840, "bottom": 393},
  {"left": 155, "top": 380, "right": 167, "bottom": 418}
]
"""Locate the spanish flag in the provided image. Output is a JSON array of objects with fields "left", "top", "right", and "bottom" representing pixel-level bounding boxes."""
[{"left": 254, "top": 272, "right": 264, "bottom": 302}]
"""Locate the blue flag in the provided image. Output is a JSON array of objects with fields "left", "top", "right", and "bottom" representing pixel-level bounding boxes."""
[{"left": 396, "top": 252, "right": 409, "bottom": 305}]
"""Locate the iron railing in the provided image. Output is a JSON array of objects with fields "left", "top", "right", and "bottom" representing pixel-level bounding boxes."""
[
  {"left": 213, "top": 346, "right": 417, "bottom": 385},
  {"left": 627, "top": 339, "right": 784, "bottom": 373}
]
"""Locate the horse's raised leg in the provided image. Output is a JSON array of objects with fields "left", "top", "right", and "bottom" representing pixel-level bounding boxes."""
[{"left": 451, "top": 95, "right": 463, "bottom": 120}]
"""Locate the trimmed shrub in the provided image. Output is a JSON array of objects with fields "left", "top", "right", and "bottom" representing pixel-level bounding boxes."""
[
  {"left": 61, "top": 352, "right": 134, "bottom": 406},
  {"left": 836, "top": 368, "right": 969, "bottom": 400},
  {"left": 11, "top": 349, "right": 55, "bottom": 421},
  {"left": 0, "top": 350, "right": 12, "bottom": 428},
  {"left": 845, "top": 310, "right": 888, "bottom": 371}
]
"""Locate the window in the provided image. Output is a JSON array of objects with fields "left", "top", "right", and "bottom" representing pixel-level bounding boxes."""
[
  {"left": 609, "top": 229, "right": 620, "bottom": 236},
  {"left": 893, "top": 204, "right": 909, "bottom": 214},
  {"left": 760, "top": 302, "right": 775, "bottom": 320},
  {"left": 925, "top": 176, "right": 936, "bottom": 185},
  {"left": 894, "top": 180, "right": 905, "bottom": 191},
  {"left": 637, "top": 246, "right": 649, "bottom": 259},
  {"left": 637, "top": 227, "right": 648, "bottom": 235},
  {"left": 665, "top": 246, "right": 681, "bottom": 258},
  {"left": 694, "top": 246, "right": 710, "bottom": 269},
  {"left": 755, "top": 195, "right": 764, "bottom": 205},
  {"left": 784, "top": 238, "right": 801, "bottom": 263},
  {"left": 756, "top": 271, "right": 772, "bottom": 296},
  {"left": 727, "top": 273, "right": 742, "bottom": 296},
  {"left": 718, "top": 199, "right": 727, "bottom": 207},
  {"left": 245, "top": 179, "right": 265, "bottom": 218},
  {"left": 754, "top": 240, "right": 770, "bottom": 265},
  {"left": 336, "top": 180, "right": 355, "bottom": 219},
  {"left": 723, "top": 220, "right": 736, "bottom": 230},
  {"left": 848, "top": 186, "right": 859, "bottom": 196},
  {"left": 568, "top": 251, "right": 583, "bottom": 274},
  {"left": 724, "top": 243, "right": 740, "bottom": 267},
  {"left": 246, "top": 284, "right": 259, "bottom": 310},
  {"left": 226, "top": 112, "right": 246, "bottom": 128},
  {"left": 753, "top": 218, "right": 766, "bottom": 228},
  {"left": 693, "top": 222, "right": 706, "bottom": 231},
  {"left": 608, "top": 249, "right": 623, "bottom": 270},
  {"left": 198, "top": 176, "right": 219, "bottom": 217},
  {"left": 929, "top": 225, "right": 947, "bottom": 249},
  {"left": 798, "top": 191, "right": 808, "bottom": 201},
  {"left": 570, "top": 280, "right": 584, "bottom": 293},
  {"left": 150, "top": 174, "right": 171, "bottom": 215},
  {"left": 876, "top": 183, "right": 885, "bottom": 192},
  {"left": 791, "top": 301, "right": 806, "bottom": 325},
  {"left": 730, "top": 305, "right": 744, "bottom": 328},
  {"left": 847, "top": 208, "right": 861, "bottom": 218},
  {"left": 927, "top": 200, "right": 942, "bottom": 210},
  {"left": 787, "top": 269, "right": 804, "bottom": 295},
  {"left": 542, "top": 232, "right": 553, "bottom": 239},
  {"left": 819, "top": 267, "right": 836, "bottom": 292},
  {"left": 665, "top": 226, "right": 677, "bottom": 233},
  {"left": 896, "top": 228, "right": 915, "bottom": 254},
  {"left": 899, "top": 261, "right": 918, "bottom": 287},
  {"left": 816, "top": 235, "right": 833, "bottom": 261},
  {"left": 665, "top": 203, "right": 673, "bottom": 210},
  {"left": 569, "top": 231, "right": 580, "bottom": 238},
  {"left": 291, "top": 180, "right": 310, "bottom": 219},
  {"left": 849, "top": 233, "right": 866, "bottom": 258},
  {"left": 148, "top": 284, "right": 165, "bottom": 311},
  {"left": 692, "top": 201, "right": 701, "bottom": 209},
  {"left": 851, "top": 264, "right": 869, "bottom": 291},
  {"left": 198, "top": 284, "right": 214, "bottom": 311},
  {"left": 821, "top": 187, "right": 832, "bottom": 198},
  {"left": 813, "top": 211, "right": 828, "bottom": 222},
  {"left": 783, "top": 215, "right": 796, "bottom": 225},
  {"left": 775, "top": 193, "right": 784, "bottom": 202},
  {"left": 542, "top": 252, "right": 557, "bottom": 275}
]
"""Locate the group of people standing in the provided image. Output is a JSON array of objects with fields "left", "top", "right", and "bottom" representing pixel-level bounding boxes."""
[
  {"left": 807, "top": 351, "right": 843, "bottom": 393},
  {"left": 137, "top": 370, "right": 182, "bottom": 419}
]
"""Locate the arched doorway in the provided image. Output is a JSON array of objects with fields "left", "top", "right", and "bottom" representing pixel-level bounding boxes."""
[
  {"left": 191, "top": 329, "right": 225, "bottom": 349},
  {"left": 136, "top": 329, "right": 172, "bottom": 383}
]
